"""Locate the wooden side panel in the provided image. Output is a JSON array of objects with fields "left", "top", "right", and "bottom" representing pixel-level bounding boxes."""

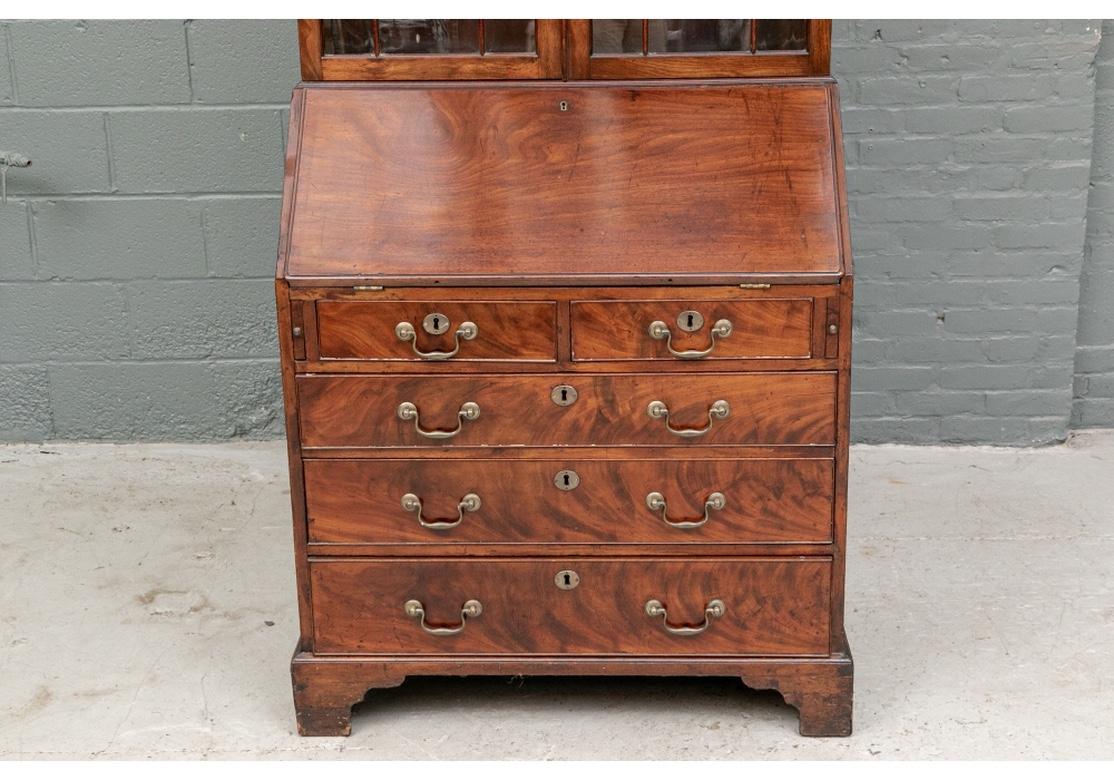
[
  {"left": 571, "top": 298, "right": 814, "bottom": 361},
  {"left": 310, "top": 557, "right": 831, "bottom": 655},
  {"left": 305, "top": 457, "right": 834, "bottom": 544},
  {"left": 316, "top": 301, "right": 557, "bottom": 361},
  {"left": 296, "top": 372, "right": 838, "bottom": 448}
]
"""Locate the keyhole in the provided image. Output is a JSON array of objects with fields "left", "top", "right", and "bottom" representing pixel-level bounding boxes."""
[
  {"left": 433, "top": 316, "right": 441, "bottom": 331},
  {"left": 562, "top": 473, "right": 570, "bottom": 487},
  {"left": 560, "top": 388, "right": 568, "bottom": 402},
  {"left": 563, "top": 572, "right": 572, "bottom": 586},
  {"left": 687, "top": 313, "right": 695, "bottom": 329}
]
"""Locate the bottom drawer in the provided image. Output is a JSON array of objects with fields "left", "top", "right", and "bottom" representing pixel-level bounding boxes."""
[{"left": 310, "top": 557, "right": 831, "bottom": 656}]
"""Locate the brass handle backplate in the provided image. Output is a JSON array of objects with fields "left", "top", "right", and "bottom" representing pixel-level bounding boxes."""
[
  {"left": 397, "top": 401, "right": 480, "bottom": 439},
  {"left": 404, "top": 599, "right": 482, "bottom": 635},
  {"left": 395, "top": 318, "right": 478, "bottom": 360},
  {"left": 646, "top": 491, "right": 726, "bottom": 528},
  {"left": 646, "top": 399, "right": 730, "bottom": 438},
  {"left": 644, "top": 598, "right": 726, "bottom": 636},
  {"left": 648, "top": 318, "right": 732, "bottom": 359},
  {"left": 401, "top": 492, "right": 481, "bottom": 529}
]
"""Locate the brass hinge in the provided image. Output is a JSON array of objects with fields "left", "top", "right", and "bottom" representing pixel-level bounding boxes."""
[{"left": 737, "top": 283, "right": 772, "bottom": 289}]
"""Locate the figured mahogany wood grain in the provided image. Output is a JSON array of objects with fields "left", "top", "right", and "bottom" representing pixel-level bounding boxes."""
[
  {"left": 295, "top": 372, "right": 836, "bottom": 448},
  {"left": 304, "top": 457, "right": 834, "bottom": 544},
  {"left": 310, "top": 557, "right": 831, "bottom": 655},
  {"left": 571, "top": 298, "right": 814, "bottom": 361},
  {"left": 316, "top": 301, "right": 557, "bottom": 361},
  {"left": 284, "top": 83, "right": 841, "bottom": 282}
]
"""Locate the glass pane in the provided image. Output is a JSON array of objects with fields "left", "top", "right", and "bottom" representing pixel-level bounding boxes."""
[
  {"left": 593, "top": 20, "right": 643, "bottom": 54},
  {"left": 322, "top": 20, "right": 374, "bottom": 55},
  {"left": 755, "top": 19, "right": 808, "bottom": 51},
  {"left": 485, "top": 20, "right": 535, "bottom": 53},
  {"left": 379, "top": 20, "right": 480, "bottom": 54},
  {"left": 647, "top": 20, "right": 750, "bottom": 53}
]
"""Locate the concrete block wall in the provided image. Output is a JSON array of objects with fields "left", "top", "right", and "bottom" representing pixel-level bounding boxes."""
[
  {"left": 1073, "top": 21, "right": 1114, "bottom": 427},
  {"left": 0, "top": 19, "right": 1111, "bottom": 443},
  {"left": 0, "top": 20, "right": 300, "bottom": 440},
  {"left": 834, "top": 20, "right": 1104, "bottom": 444}
]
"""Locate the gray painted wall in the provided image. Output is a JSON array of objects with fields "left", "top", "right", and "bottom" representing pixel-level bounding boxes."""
[
  {"left": 1073, "top": 22, "right": 1114, "bottom": 427},
  {"left": 0, "top": 19, "right": 1111, "bottom": 444}
]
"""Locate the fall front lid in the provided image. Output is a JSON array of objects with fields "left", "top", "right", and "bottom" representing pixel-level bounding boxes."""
[{"left": 280, "top": 81, "right": 847, "bottom": 284}]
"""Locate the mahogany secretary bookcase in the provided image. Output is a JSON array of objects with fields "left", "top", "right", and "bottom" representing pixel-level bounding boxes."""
[{"left": 279, "top": 18, "right": 853, "bottom": 737}]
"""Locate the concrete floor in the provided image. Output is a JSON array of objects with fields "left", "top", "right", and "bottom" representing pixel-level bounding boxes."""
[{"left": 1, "top": 433, "right": 1112, "bottom": 759}]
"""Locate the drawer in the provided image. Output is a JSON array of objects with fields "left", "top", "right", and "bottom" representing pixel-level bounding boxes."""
[
  {"left": 296, "top": 372, "right": 836, "bottom": 448},
  {"left": 315, "top": 301, "right": 557, "bottom": 361},
  {"left": 572, "top": 298, "right": 815, "bottom": 361},
  {"left": 305, "top": 458, "right": 833, "bottom": 544},
  {"left": 310, "top": 557, "right": 831, "bottom": 655}
]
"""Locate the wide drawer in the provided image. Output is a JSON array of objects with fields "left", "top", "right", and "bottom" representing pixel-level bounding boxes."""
[
  {"left": 572, "top": 298, "right": 814, "bottom": 361},
  {"left": 315, "top": 301, "right": 557, "bottom": 361},
  {"left": 296, "top": 372, "right": 836, "bottom": 448},
  {"left": 310, "top": 557, "right": 831, "bottom": 655},
  {"left": 305, "top": 458, "right": 833, "bottom": 544}
]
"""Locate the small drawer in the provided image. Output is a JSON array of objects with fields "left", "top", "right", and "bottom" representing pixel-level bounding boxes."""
[
  {"left": 315, "top": 301, "right": 557, "bottom": 361},
  {"left": 571, "top": 298, "right": 814, "bottom": 361},
  {"left": 305, "top": 457, "right": 834, "bottom": 544},
  {"left": 296, "top": 372, "right": 837, "bottom": 448},
  {"left": 310, "top": 557, "right": 831, "bottom": 656}
]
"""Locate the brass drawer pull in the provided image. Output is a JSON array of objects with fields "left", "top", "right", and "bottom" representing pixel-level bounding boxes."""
[
  {"left": 395, "top": 320, "right": 478, "bottom": 360},
  {"left": 646, "top": 399, "right": 730, "bottom": 438},
  {"left": 397, "top": 401, "right": 480, "bottom": 439},
  {"left": 644, "top": 598, "right": 726, "bottom": 636},
  {"left": 404, "top": 598, "right": 483, "bottom": 636},
  {"left": 645, "top": 491, "right": 726, "bottom": 528},
  {"left": 648, "top": 318, "right": 733, "bottom": 359},
  {"left": 401, "top": 492, "right": 481, "bottom": 530}
]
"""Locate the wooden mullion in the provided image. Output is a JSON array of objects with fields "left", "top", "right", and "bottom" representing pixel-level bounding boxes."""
[
  {"left": 372, "top": 19, "right": 380, "bottom": 57},
  {"left": 750, "top": 18, "right": 758, "bottom": 53},
  {"left": 566, "top": 20, "right": 591, "bottom": 79},
  {"left": 478, "top": 19, "right": 486, "bottom": 56},
  {"left": 642, "top": 19, "right": 649, "bottom": 55}
]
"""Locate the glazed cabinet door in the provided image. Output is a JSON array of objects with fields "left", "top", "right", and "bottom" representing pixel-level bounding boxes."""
[
  {"left": 567, "top": 19, "right": 831, "bottom": 78},
  {"left": 300, "top": 19, "right": 563, "bottom": 80}
]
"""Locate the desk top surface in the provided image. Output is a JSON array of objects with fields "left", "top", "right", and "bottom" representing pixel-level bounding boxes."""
[{"left": 280, "top": 81, "right": 848, "bottom": 285}]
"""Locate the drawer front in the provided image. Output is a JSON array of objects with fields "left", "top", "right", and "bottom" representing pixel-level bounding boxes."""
[
  {"left": 572, "top": 298, "right": 814, "bottom": 361},
  {"left": 315, "top": 301, "right": 557, "bottom": 361},
  {"left": 306, "top": 458, "right": 833, "bottom": 544},
  {"left": 310, "top": 557, "right": 831, "bottom": 655},
  {"left": 296, "top": 372, "right": 836, "bottom": 448}
]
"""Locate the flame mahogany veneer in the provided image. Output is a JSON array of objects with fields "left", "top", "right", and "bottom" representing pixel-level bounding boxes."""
[{"left": 277, "top": 76, "right": 854, "bottom": 738}]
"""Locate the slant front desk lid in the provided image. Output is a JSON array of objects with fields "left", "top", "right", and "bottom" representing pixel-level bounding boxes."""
[{"left": 280, "top": 82, "right": 848, "bottom": 285}]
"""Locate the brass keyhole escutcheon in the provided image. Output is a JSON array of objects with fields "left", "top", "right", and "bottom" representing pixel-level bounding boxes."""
[
  {"left": 555, "top": 570, "right": 580, "bottom": 590},
  {"left": 677, "top": 310, "right": 704, "bottom": 332},
  {"left": 554, "top": 469, "right": 580, "bottom": 491},
  {"left": 422, "top": 312, "right": 450, "bottom": 335},
  {"left": 551, "top": 384, "right": 578, "bottom": 407}
]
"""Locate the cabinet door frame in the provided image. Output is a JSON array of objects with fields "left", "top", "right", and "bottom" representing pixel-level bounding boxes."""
[
  {"left": 566, "top": 19, "right": 831, "bottom": 79},
  {"left": 298, "top": 19, "right": 564, "bottom": 81}
]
